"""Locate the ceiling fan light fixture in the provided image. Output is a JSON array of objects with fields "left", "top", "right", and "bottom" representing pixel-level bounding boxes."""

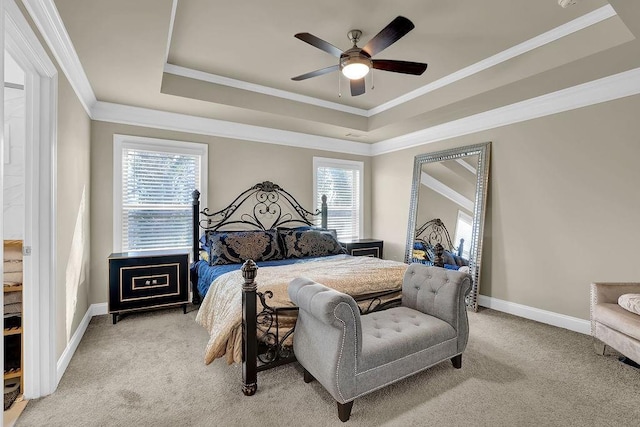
[{"left": 341, "top": 61, "right": 370, "bottom": 80}]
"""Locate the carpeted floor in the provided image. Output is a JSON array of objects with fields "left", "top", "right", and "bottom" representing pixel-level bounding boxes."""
[{"left": 16, "top": 306, "right": 640, "bottom": 427}]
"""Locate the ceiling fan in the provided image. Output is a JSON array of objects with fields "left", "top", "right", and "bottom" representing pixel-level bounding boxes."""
[{"left": 292, "top": 16, "right": 428, "bottom": 97}]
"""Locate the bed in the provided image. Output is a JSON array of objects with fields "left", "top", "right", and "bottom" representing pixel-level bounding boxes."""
[
  {"left": 411, "top": 218, "right": 469, "bottom": 270},
  {"left": 190, "top": 181, "right": 408, "bottom": 395}
]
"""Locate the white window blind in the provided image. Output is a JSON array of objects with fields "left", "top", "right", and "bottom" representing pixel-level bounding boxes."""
[
  {"left": 114, "top": 136, "right": 207, "bottom": 253},
  {"left": 313, "top": 158, "right": 363, "bottom": 241}
]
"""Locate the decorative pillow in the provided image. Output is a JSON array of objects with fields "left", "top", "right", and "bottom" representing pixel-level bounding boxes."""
[
  {"left": 412, "top": 249, "right": 427, "bottom": 260},
  {"left": 207, "top": 230, "right": 283, "bottom": 265},
  {"left": 277, "top": 225, "right": 337, "bottom": 238},
  {"left": 618, "top": 294, "right": 640, "bottom": 316},
  {"left": 279, "top": 228, "right": 346, "bottom": 258},
  {"left": 413, "top": 241, "right": 426, "bottom": 251}
]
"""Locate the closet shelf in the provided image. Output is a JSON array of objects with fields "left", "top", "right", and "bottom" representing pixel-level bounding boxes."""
[
  {"left": 3, "top": 284, "right": 22, "bottom": 293},
  {"left": 3, "top": 368, "right": 21, "bottom": 380},
  {"left": 3, "top": 327, "right": 22, "bottom": 336}
]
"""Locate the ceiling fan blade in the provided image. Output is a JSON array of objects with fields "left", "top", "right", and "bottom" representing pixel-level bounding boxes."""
[
  {"left": 372, "top": 59, "right": 427, "bottom": 75},
  {"left": 295, "top": 33, "right": 343, "bottom": 58},
  {"left": 362, "top": 16, "right": 415, "bottom": 57},
  {"left": 291, "top": 65, "right": 340, "bottom": 81},
  {"left": 350, "top": 78, "right": 365, "bottom": 96}
]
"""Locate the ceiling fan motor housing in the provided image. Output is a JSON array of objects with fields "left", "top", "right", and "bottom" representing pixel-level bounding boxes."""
[{"left": 340, "top": 47, "right": 372, "bottom": 72}]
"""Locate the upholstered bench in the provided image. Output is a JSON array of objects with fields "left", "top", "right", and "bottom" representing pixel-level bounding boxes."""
[{"left": 289, "top": 264, "right": 471, "bottom": 422}]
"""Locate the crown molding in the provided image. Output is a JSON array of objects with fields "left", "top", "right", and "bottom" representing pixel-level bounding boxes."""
[
  {"left": 163, "top": 63, "right": 369, "bottom": 117},
  {"left": 371, "top": 66, "right": 640, "bottom": 156},
  {"left": 369, "top": 4, "right": 616, "bottom": 116},
  {"left": 92, "top": 101, "right": 372, "bottom": 156},
  {"left": 21, "top": 0, "right": 96, "bottom": 116},
  {"left": 69, "top": 63, "right": 640, "bottom": 158}
]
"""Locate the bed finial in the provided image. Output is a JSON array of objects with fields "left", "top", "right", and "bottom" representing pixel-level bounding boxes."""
[
  {"left": 434, "top": 243, "right": 444, "bottom": 268},
  {"left": 192, "top": 189, "right": 200, "bottom": 203},
  {"left": 321, "top": 194, "right": 328, "bottom": 229},
  {"left": 241, "top": 259, "right": 258, "bottom": 288}
]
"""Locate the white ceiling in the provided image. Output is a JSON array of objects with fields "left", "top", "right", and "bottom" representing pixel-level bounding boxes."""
[{"left": 52, "top": 0, "right": 640, "bottom": 145}]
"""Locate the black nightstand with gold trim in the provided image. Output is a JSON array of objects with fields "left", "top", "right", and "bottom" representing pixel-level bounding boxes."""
[
  {"left": 108, "top": 249, "right": 189, "bottom": 324},
  {"left": 340, "top": 239, "right": 384, "bottom": 259}
]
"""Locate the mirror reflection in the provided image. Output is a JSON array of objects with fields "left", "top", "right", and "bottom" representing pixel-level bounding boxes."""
[{"left": 406, "top": 143, "right": 490, "bottom": 311}]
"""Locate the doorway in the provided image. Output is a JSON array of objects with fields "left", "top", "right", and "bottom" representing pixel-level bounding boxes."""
[{"left": 3, "top": 0, "right": 58, "bottom": 404}]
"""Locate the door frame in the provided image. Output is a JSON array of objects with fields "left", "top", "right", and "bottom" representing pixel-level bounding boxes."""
[{"left": 4, "top": 0, "right": 58, "bottom": 398}]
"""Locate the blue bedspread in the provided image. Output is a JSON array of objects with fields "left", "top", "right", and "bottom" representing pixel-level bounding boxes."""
[{"left": 193, "top": 256, "right": 344, "bottom": 298}]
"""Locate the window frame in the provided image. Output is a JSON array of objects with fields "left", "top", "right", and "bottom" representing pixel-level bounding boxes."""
[
  {"left": 313, "top": 156, "right": 364, "bottom": 241},
  {"left": 113, "top": 134, "right": 208, "bottom": 253}
]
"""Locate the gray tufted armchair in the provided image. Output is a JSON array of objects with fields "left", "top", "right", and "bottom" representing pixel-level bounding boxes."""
[{"left": 288, "top": 264, "right": 471, "bottom": 422}]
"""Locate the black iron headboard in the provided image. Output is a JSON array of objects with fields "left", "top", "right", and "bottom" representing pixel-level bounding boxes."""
[
  {"left": 415, "top": 218, "right": 464, "bottom": 257},
  {"left": 191, "top": 181, "right": 328, "bottom": 259}
]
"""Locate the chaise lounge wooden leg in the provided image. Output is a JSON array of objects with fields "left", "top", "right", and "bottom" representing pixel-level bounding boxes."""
[
  {"left": 303, "top": 368, "right": 315, "bottom": 383},
  {"left": 337, "top": 400, "right": 354, "bottom": 422},
  {"left": 451, "top": 354, "right": 462, "bottom": 369}
]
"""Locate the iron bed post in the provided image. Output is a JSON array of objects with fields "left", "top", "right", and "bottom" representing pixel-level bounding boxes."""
[
  {"left": 241, "top": 260, "right": 258, "bottom": 396},
  {"left": 191, "top": 190, "right": 202, "bottom": 305}
]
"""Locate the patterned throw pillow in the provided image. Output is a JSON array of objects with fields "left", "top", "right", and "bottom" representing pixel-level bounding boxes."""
[
  {"left": 207, "top": 230, "right": 283, "bottom": 265},
  {"left": 618, "top": 294, "right": 640, "bottom": 316},
  {"left": 278, "top": 228, "right": 346, "bottom": 258}
]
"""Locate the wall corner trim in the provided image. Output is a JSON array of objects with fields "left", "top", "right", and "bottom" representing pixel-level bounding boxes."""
[
  {"left": 478, "top": 295, "right": 591, "bottom": 335},
  {"left": 56, "top": 303, "right": 108, "bottom": 385}
]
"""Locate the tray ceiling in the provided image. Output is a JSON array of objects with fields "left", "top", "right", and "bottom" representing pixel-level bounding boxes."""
[{"left": 53, "top": 0, "right": 639, "bottom": 143}]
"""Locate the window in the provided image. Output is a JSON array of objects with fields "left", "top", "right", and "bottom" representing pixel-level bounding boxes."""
[
  {"left": 453, "top": 210, "right": 473, "bottom": 259},
  {"left": 113, "top": 135, "right": 207, "bottom": 253},
  {"left": 313, "top": 157, "right": 363, "bottom": 241}
]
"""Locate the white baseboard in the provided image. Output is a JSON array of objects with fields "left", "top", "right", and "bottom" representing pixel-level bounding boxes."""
[
  {"left": 56, "top": 303, "right": 108, "bottom": 385},
  {"left": 478, "top": 295, "right": 591, "bottom": 335},
  {"left": 90, "top": 302, "right": 108, "bottom": 316}
]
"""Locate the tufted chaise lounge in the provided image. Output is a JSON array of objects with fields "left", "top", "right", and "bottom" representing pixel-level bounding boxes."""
[{"left": 288, "top": 264, "right": 471, "bottom": 422}]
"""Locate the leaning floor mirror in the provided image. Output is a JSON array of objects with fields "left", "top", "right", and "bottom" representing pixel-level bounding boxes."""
[{"left": 405, "top": 142, "right": 490, "bottom": 311}]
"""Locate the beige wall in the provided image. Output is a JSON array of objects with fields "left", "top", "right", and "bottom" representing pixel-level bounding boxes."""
[
  {"left": 373, "top": 94, "right": 640, "bottom": 320},
  {"left": 55, "top": 76, "right": 91, "bottom": 359},
  {"left": 89, "top": 121, "right": 372, "bottom": 304},
  {"left": 16, "top": 3, "right": 92, "bottom": 360}
]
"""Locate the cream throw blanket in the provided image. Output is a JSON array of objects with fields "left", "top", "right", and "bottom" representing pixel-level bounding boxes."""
[{"left": 196, "top": 255, "right": 408, "bottom": 364}]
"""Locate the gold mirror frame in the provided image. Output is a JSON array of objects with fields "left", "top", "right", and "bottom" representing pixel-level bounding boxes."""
[{"left": 405, "top": 142, "right": 490, "bottom": 311}]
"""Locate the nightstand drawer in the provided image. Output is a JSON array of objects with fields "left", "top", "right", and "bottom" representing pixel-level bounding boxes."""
[
  {"left": 108, "top": 250, "right": 189, "bottom": 324},
  {"left": 340, "top": 239, "right": 384, "bottom": 259},
  {"left": 350, "top": 247, "right": 380, "bottom": 258},
  {"left": 120, "top": 262, "right": 180, "bottom": 302}
]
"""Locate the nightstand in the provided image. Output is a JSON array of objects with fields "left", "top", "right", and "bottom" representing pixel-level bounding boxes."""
[
  {"left": 340, "top": 239, "right": 384, "bottom": 259},
  {"left": 108, "top": 249, "right": 189, "bottom": 324}
]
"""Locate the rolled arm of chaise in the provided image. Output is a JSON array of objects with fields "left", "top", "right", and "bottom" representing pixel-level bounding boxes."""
[
  {"left": 402, "top": 264, "right": 472, "bottom": 352},
  {"left": 288, "top": 278, "right": 361, "bottom": 402}
]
